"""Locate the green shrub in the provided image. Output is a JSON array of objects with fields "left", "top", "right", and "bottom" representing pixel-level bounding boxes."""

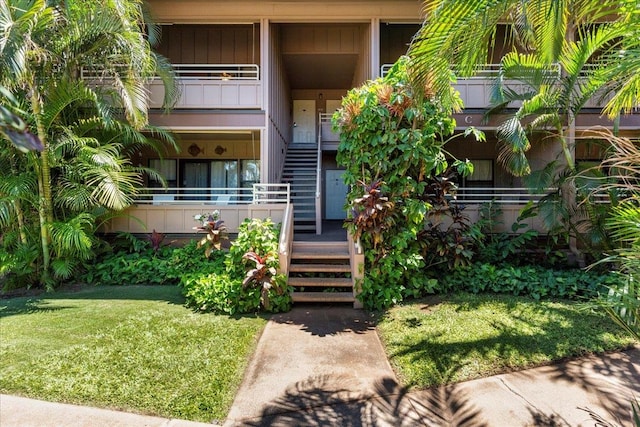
[
  {"left": 432, "top": 262, "right": 615, "bottom": 300},
  {"left": 84, "top": 241, "right": 225, "bottom": 286},
  {"left": 181, "top": 218, "right": 292, "bottom": 314}
]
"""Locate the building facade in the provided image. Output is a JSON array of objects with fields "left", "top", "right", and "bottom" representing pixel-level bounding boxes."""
[{"left": 105, "top": 0, "right": 639, "bottom": 236}]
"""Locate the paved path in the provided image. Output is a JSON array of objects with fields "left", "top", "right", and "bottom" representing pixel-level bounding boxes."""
[
  {"left": 2, "top": 305, "right": 639, "bottom": 426},
  {"left": 224, "top": 306, "right": 640, "bottom": 426}
]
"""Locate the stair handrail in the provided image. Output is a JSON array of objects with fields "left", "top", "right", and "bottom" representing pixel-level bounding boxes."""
[
  {"left": 278, "top": 202, "right": 294, "bottom": 276},
  {"left": 315, "top": 113, "right": 323, "bottom": 235}
]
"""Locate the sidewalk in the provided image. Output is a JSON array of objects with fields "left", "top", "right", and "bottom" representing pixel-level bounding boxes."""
[
  {"left": 1, "top": 306, "right": 639, "bottom": 426},
  {"left": 225, "top": 306, "right": 640, "bottom": 426}
]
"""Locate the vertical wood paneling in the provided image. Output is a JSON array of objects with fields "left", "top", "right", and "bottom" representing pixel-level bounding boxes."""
[
  {"left": 157, "top": 25, "right": 259, "bottom": 65},
  {"left": 181, "top": 29, "right": 195, "bottom": 63},
  {"left": 281, "top": 24, "right": 360, "bottom": 53},
  {"left": 208, "top": 30, "right": 222, "bottom": 63},
  {"left": 193, "top": 32, "right": 208, "bottom": 63}
]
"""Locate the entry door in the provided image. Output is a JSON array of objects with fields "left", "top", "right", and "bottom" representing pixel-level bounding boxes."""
[
  {"left": 293, "top": 100, "right": 316, "bottom": 143},
  {"left": 325, "top": 169, "right": 348, "bottom": 219}
]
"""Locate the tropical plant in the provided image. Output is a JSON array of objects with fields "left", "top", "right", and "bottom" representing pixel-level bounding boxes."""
[
  {"left": 181, "top": 218, "right": 292, "bottom": 314},
  {"left": 334, "top": 56, "right": 481, "bottom": 309},
  {"left": 0, "top": 0, "right": 178, "bottom": 288},
  {"left": 587, "top": 129, "right": 640, "bottom": 341},
  {"left": 408, "top": 0, "right": 640, "bottom": 258},
  {"left": 242, "top": 251, "right": 279, "bottom": 311},
  {"left": 193, "top": 211, "right": 229, "bottom": 257},
  {"left": 410, "top": 0, "right": 639, "bottom": 123}
]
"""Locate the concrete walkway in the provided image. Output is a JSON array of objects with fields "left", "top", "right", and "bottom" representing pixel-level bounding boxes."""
[
  {"left": 224, "top": 306, "right": 640, "bottom": 426},
  {"left": 2, "top": 306, "right": 639, "bottom": 426}
]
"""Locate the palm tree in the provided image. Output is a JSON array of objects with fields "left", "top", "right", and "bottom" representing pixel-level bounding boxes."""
[
  {"left": 0, "top": 0, "right": 178, "bottom": 288},
  {"left": 410, "top": 0, "right": 638, "bottom": 119},
  {"left": 407, "top": 0, "right": 638, "bottom": 257}
]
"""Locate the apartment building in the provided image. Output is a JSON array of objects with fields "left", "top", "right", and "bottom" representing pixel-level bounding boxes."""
[{"left": 106, "top": 0, "right": 639, "bottom": 237}]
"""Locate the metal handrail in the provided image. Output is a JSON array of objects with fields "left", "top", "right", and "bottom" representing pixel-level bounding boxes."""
[
  {"left": 133, "top": 184, "right": 289, "bottom": 205},
  {"left": 451, "top": 187, "right": 552, "bottom": 204},
  {"left": 82, "top": 63, "right": 260, "bottom": 81},
  {"left": 315, "top": 114, "right": 323, "bottom": 235},
  {"left": 380, "top": 63, "right": 561, "bottom": 79}
]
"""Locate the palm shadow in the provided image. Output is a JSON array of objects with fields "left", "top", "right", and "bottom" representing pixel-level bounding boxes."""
[{"left": 238, "top": 375, "right": 486, "bottom": 426}]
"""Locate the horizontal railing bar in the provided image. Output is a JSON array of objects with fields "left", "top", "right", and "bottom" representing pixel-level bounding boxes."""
[
  {"left": 133, "top": 184, "right": 290, "bottom": 205},
  {"left": 381, "top": 63, "right": 561, "bottom": 79},
  {"left": 83, "top": 64, "right": 260, "bottom": 81}
]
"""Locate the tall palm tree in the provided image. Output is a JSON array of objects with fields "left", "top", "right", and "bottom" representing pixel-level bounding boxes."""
[{"left": 0, "top": 0, "right": 178, "bottom": 288}]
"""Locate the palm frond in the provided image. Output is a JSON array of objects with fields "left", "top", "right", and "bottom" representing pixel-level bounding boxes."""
[{"left": 50, "top": 212, "right": 96, "bottom": 261}]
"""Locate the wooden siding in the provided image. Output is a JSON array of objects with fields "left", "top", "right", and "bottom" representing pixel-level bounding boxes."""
[
  {"left": 157, "top": 24, "right": 260, "bottom": 65},
  {"left": 104, "top": 204, "right": 286, "bottom": 234}
]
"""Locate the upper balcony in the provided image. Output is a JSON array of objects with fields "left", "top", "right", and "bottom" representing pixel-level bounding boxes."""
[
  {"left": 380, "top": 63, "right": 613, "bottom": 111},
  {"left": 148, "top": 64, "right": 262, "bottom": 110}
]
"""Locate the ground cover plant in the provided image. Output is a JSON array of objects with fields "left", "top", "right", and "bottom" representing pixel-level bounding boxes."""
[
  {"left": 0, "top": 285, "right": 266, "bottom": 423},
  {"left": 377, "top": 293, "right": 637, "bottom": 389},
  {"left": 181, "top": 218, "right": 292, "bottom": 314}
]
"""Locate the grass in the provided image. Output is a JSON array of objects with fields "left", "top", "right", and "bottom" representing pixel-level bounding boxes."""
[
  {"left": 377, "top": 293, "right": 638, "bottom": 389},
  {"left": 0, "top": 285, "right": 267, "bottom": 423}
]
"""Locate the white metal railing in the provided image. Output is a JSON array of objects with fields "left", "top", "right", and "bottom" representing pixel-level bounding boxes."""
[
  {"left": 171, "top": 64, "right": 259, "bottom": 80},
  {"left": 452, "top": 187, "right": 553, "bottom": 204},
  {"left": 319, "top": 112, "right": 333, "bottom": 124},
  {"left": 315, "top": 114, "right": 323, "bottom": 234},
  {"left": 81, "top": 64, "right": 260, "bottom": 80},
  {"left": 380, "top": 63, "right": 561, "bottom": 79},
  {"left": 134, "top": 183, "right": 289, "bottom": 205}
]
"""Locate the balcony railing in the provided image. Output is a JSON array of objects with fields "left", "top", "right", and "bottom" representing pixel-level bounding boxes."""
[
  {"left": 149, "top": 63, "right": 262, "bottom": 109},
  {"left": 380, "top": 63, "right": 618, "bottom": 110},
  {"left": 453, "top": 187, "right": 551, "bottom": 204},
  {"left": 104, "top": 184, "right": 289, "bottom": 234},
  {"left": 135, "top": 183, "right": 289, "bottom": 205},
  {"left": 171, "top": 64, "right": 259, "bottom": 80}
]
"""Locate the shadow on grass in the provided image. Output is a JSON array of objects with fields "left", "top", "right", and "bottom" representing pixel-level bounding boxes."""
[
  {"left": 0, "top": 285, "right": 186, "bottom": 318},
  {"left": 238, "top": 375, "right": 486, "bottom": 426}
]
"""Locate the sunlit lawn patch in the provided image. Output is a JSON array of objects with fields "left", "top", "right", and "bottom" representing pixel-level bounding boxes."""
[
  {"left": 0, "top": 285, "right": 266, "bottom": 423},
  {"left": 377, "top": 293, "right": 637, "bottom": 389}
]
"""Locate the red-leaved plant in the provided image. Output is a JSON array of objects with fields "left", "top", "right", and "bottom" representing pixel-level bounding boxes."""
[
  {"left": 242, "top": 251, "right": 278, "bottom": 310},
  {"left": 193, "top": 211, "right": 229, "bottom": 257}
]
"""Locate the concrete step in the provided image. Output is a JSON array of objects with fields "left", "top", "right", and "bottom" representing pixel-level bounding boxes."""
[
  {"left": 289, "top": 277, "right": 352, "bottom": 288},
  {"left": 291, "top": 292, "right": 354, "bottom": 303},
  {"left": 289, "top": 263, "right": 351, "bottom": 273}
]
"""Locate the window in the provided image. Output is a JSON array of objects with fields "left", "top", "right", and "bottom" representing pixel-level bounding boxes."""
[{"left": 148, "top": 159, "right": 177, "bottom": 187}]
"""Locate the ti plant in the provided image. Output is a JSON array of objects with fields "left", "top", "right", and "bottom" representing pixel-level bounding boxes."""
[
  {"left": 193, "top": 212, "right": 229, "bottom": 258},
  {"left": 347, "top": 180, "right": 395, "bottom": 248},
  {"left": 146, "top": 230, "right": 166, "bottom": 254},
  {"left": 242, "top": 251, "right": 278, "bottom": 310}
]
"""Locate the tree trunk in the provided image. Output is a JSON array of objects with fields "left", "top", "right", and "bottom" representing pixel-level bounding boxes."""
[{"left": 31, "top": 88, "right": 53, "bottom": 287}]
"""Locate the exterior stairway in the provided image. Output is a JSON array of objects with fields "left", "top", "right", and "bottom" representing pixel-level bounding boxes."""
[
  {"left": 288, "top": 241, "right": 355, "bottom": 304},
  {"left": 281, "top": 144, "right": 318, "bottom": 233}
]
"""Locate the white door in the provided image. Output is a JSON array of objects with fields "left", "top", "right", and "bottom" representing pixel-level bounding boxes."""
[
  {"left": 325, "top": 99, "right": 342, "bottom": 115},
  {"left": 293, "top": 100, "right": 316, "bottom": 143},
  {"left": 325, "top": 169, "right": 348, "bottom": 219}
]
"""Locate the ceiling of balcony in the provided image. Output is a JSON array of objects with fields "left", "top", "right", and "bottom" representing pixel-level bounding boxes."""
[{"left": 283, "top": 53, "right": 358, "bottom": 90}]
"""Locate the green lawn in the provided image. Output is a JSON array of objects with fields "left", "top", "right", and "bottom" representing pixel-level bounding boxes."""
[
  {"left": 0, "top": 285, "right": 266, "bottom": 423},
  {"left": 377, "top": 293, "right": 638, "bottom": 389}
]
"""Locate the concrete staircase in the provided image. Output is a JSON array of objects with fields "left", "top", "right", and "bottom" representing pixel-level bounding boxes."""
[
  {"left": 281, "top": 144, "right": 318, "bottom": 233},
  {"left": 288, "top": 241, "right": 355, "bottom": 304}
]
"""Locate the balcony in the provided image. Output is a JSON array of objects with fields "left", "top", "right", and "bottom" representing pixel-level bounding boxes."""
[
  {"left": 103, "top": 184, "right": 289, "bottom": 234},
  {"left": 380, "top": 63, "right": 614, "bottom": 111},
  {"left": 147, "top": 64, "right": 262, "bottom": 109}
]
